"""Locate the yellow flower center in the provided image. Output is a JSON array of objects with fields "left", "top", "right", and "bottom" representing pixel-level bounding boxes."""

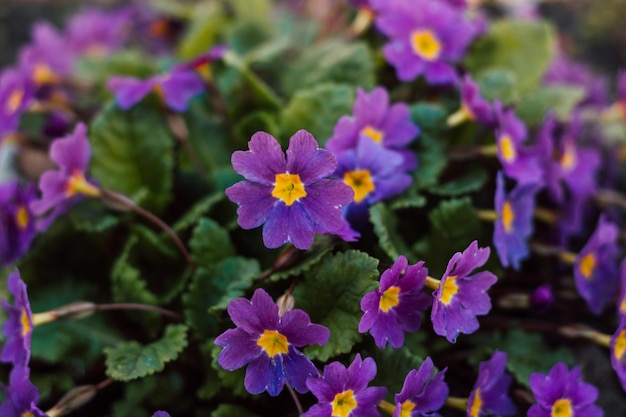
[
  {"left": 410, "top": 29, "right": 442, "bottom": 61},
  {"left": 361, "top": 125, "right": 384, "bottom": 143},
  {"left": 21, "top": 307, "right": 32, "bottom": 337},
  {"left": 32, "top": 63, "right": 58, "bottom": 85},
  {"left": 331, "top": 389, "right": 358, "bottom": 417},
  {"left": 65, "top": 171, "right": 102, "bottom": 198},
  {"left": 614, "top": 330, "right": 626, "bottom": 361},
  {"left": 22, "top": 412, "right": 35, "bottom": 417},
  {"left": 501, "top": 201, "right": 514, "bottom": 233},
  {"left": 499, "top": 134, "right": 517, "bottom": 163},
  {"left": 379, "top": 286, "right": 400, "bottom": 312},
  {"left": 438, "top": 275, "right": 458, "bottom": 305},
  {"left": 15, "top": 205, "right": 30, "bottom": 230},
  {"left": 272, "top": 173, "right": 307, "bottom": 206},
  {"left": 6, "top": 89, "right": 24, "bottom": 114},
  {"left": 579, "top": 252, "right": 596, "bottom": 280},
  {"left": 551, "top": 398, "right": 573, "bottom": 417},
  {"left": 399, "top": 400, "right": 416, "bottom": 417},
  {"left": 256, "top": 329, "right": 289, "bottom": 357},
  {"left": 469, "top": 388, "right": 483, "bottom": 417},
  {"left": 620, "top": 297, "right": 626, "bottom": 315},
  {"left": 560, "top": 145, "right": 577, "bottom": 173},
  {"left": 343, "top": 169, "right": 375, "bottom": 203}
]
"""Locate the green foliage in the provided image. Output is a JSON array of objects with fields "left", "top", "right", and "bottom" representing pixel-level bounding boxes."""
[
  {"left": 189, "top": 218, "right": 236, "bottom": 268},
  {"left": 111, "top": 235, "right": 159, "bottom": 305},
  {"left": 281, "top": 83, "right": 355, "bottom": 146},
  {"left": 428, "top": 168, "right": 488, "bottom": 196},
  {"left": 267, "top": 236, "right": 335, "bottom": 282},
  {"left": 465, "top": 19, "right": 555, "bottom": 96},
  {"left": 173, "top": 192, "right": 225, "bottom": 233},
  {"left": 104, "top": 324, "right": 189, "bottom": 381},
  {"left": 516, "top": 86, "right": 586, "bottom": 125},
  {"left": 475, "top": 68, "right": 519, "bottom": 104},
  {"left": 68, "top": 199, "right": 119, "bottom": 233},
  {"left": 371, "top": 347, "right": 425, "bottom": 401},
  {"left": 369, "top": 202, "right": 412, "bottom": 260},
  {"left": 90, "top": 102, "right": 174, "bottom": 212},
  {"left": 295, "top": 250, "right": 379, "bottom": 361},
  {"left": 212, "top": 404, "right": 261, "bottom": 417},
  {"left": 409, "top": 104, "right": 448, "bottom": 191},
  {"left": 75, "top": 50, "right": 156, "bottom": 85}
]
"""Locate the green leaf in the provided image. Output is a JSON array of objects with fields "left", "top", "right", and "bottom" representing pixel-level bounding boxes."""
[
  {"left": 90, "top": 101, "right": 174, "bottom": 212},
  {"left": 475, "top": 68, "right": 519, "bottom": 104},
  {"left": 369, "top": 202, "right": 412, "bottom": 260},
  {"left": 178, "top": 2, "right": 227, "bottom": 59},
  {"left": 465, "top": 19, "right": 555, "bottom": 95},
  {"left": 68, "top": 199, "right": 119, "bottom": 233},
  {"left": 75, "top": 50, "right": 156, "bottom": 85},
  {"left": 212, "top": 404, "right": 261, "bottom": 417},
  {"left": 189, "top": 218, "right": 236, "bottom": 269},
  {"left": 410, "top": 102, "right": 448, "bottom": 134},
  {"left": 428, "top": 168, "right": 488, "bottom": 196},
  {"left": 296, "top": 250, "right": 379, "bottom": 361},
  {"left": 389, "top": 194, "right": 427, "bottom": 210},
  {"left": 172, "top": 192, "right": 225, "bottom": 233},
  {"left": 281, "top": 83, "right": 355, "bottom": 147},
  {"left": 372, "top": 347, "right": 425, "bottom": 401},
  {"left": 111, "top": 235, "right": 158, "bottom": 305},
  {"left": 469, "top": 328, "right": 574, "bottom": 388},
  {"left": 104, "top": 324, "right": 188, "bottom": 381},
  {"left": 516, "top": 86, "right": 586, "bottom": 126},
  {"left": 268, "top": 235, "right": 336, "bottom": 282},
  {"left": 282, "top": 40, "right": 375, "bottom": 95},
  {"left": 411, "top": 133, "right": 447, "bottom": 190}
]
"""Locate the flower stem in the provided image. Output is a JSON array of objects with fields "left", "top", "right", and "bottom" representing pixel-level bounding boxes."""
[
  {"left": 559, "top": 324, "right": 611, "bottom": 347},
  {"left": 475, "top": 209, "right": 498, "bottom": 222},
  {"left": 348, "top": 7, "right": 375, "bottom": 38},
  {"left": 100, "top": 189, "right": 195, "bottom": 269},
  {"left": 96, "top": 303, "right": 183, "bottom": 320},
  {"left": 445, "top": 396, "right": 468, "bottom": 411},
  {"left": 529, "top": 241, "right": 577, "bottom": 264},
  {"left": 425, "top": 276, "right": 441, "bottom": 291},
  {"left": 534, "top": 207, "right": 558, "bottom": 224},
  {"left": 165, "top": 111, "right": 209, "bottom": 180},
  {"left": 596, "top": 188, "right": 626, "bottom": 211},
  {"left": 222, "top": 50, "right": 283, "bottom": 109},
  {"left": 286, "top": 383, "right": 304, "bottom": 415},
  {"left": 378, "top": 400, "right": 395, "bottom": 416}
]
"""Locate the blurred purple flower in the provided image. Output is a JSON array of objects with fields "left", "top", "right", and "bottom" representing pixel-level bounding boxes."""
[
  {"left": 448, "top": 74, "right": 494, "bottom": 127},
  {"left": 303, "top": 354, "right": 387, "bottom": 417},
  {"left": 0, "top": 181, "right": 37, "bottom": 266},
  {"left": 327, "top": 87, "right": 419, "bottom": 170},
  {"left": 0, "top": 69, "right": 35, "bottom": 135},
  {"left": 66, "top": 8, "right": 132, "bottom": 57},
  {"left": 359, "top": 255, "right": 432, "bottom": 348},
  {"left": 0, "top": 365, "right": 46, "bottom": 417},
  {"left": 611, "top": 319, "right": 626, "bottom": 392},
  {"left": 544, "top": 53, "right": 608, "bottom": 108},
  {"left": 152, "top": 412, "right": 170, "bottom": 417},
  {"left": 372, "top": 0, "right": 478, "bottom": 85},
  {"left": 225, "top": 130, "right": 354, "bottom": 250},
  {"left": 178, "top": 45, "right": 227, "bottom": 81},
  {"left": 573, "top": 214, "right": 619, "bottom": 316},
  {"left": 431, "top": 241, "right": 497, "bottom": 343},
  {"left": 618, "top": 261, "right": 626, "bottom": 321},
  {"left": 1, "top": 270, "right": 33, "bottom": 367},
  {"left": 530, "top": 285, "right": 554, "bottom": 313},
  {"left": 214, "top": 288, "right": 329, "bottom": 396},
  {"left": 393, "top": 357, "right": 448, "bottom": 417},
  {"left": 528, "top": 363, "right": 602, "bottom": 417},
  {"left": 467, "top": 351, "right": 516, "bottom": 417},
  {"left": 30, "top": 123, "right": 101, "bottom": 231},
  {"left": 18, "top": 22, "right": 74, "bottom": 86},
  {"left": 493, "top": 171, "right": 540, "bottom": 270}
]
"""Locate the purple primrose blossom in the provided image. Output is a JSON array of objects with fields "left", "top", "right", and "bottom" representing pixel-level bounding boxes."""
[
  {"left": 0, "top": 181, "right": 37, "bottom": 266},
  {"left": 611, "top": 319, "right": 626, "bottom": 392},
  {"left": 1, "top": 270, "right": 34, "bottom": 368},
  {"left": 431, "top": 241, "right": 497, "bottom": 343},
  {"left": 303, "top": 354, "right": 387, "bottom": 417},
  {"left": 544, "top": 52, "right": 608, "bottom": 108},
  {"left": 151, "top": 412, "right": 171, "bottom": 417},
  {"left": 448, "top": 74, "right": 494, "bottom": 127},
  {"left": 372, "top": 0, "right": 479, "bottom": 85},
  {"left": 225, "top": 130, "right": 354, "bottom": 250},
  {"left": 326, "top": 87, "right": 419, "bottom": 170},
  {"left": 30, "top": 123, "right": 101, "bottom": 231},
  {"left": 493, "top": 171, "right": 540, "bottom": 270},
  {"left": 107, "top": 67, "right": 204, "bottom": 112},
  {"left": 18, "top": 22, "right": 74, "bottom": 86},
  {"left": 0, "top": 365, "right": 47, "bottom": 417},
  {"left": 359, "top": 255, "right": 432, "bottom": 348},
  {"left": 66, "top": 8, "right": 132, "bottom": 57},
  {"left": 467, "top": 351, "right": 516, "bottom": 417},
  {"left": 393, "top": 357, "right": 448, "bottom": 417},
  {"left": 214, "top": 288, "right": 330, "bottom": 396},
  {"left": 0, "top": 69, "right": 35, "bottom": 135},
  {"left": 618, "top": 260, "right": 626, "bottom": 321},
  {"left": 573, "top": 214, "right": 619, "bottom": 316},
  {"left": 528, "top": 362, "right": 603, "bottom": 417}
]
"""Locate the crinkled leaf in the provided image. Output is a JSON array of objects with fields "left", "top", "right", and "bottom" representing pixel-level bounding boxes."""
[
  {"left": 476, "top": 68, "right": 519, "bottom": 104},
  {"left": 411, "top": 133, "right": 447, "bottom": 190},
  {"left": 281, "top": 83, "right": 355, "bottom": 147},
  {"left": 296, "top": 250, "right": 379, "bottom": 361},
  {"left": 90, "top": 101, "right": 174, "bottom": 212},
  {"left": 68, "top": 199, "right": 119, "bottom": 233},
  {"left": 390, "top": 194, "right": 427, "bottom": 210},
  {"left": 516, "top": 86, "right": 586, "bottom": 126},
  {"left": 104, "top": 324, "right": 188, "bottom": 382},
  {"left": 112, "top": 235, "right": 158, "bottom": 305},
  {"left": 76, "top": 50, "right": 156, "bottom": 85},
  {"left": 234, "top": 110, "right": 282, "bottom": 145},
  {"left": 410, "top": 102, "right": 447, "bottom": 134},
  {"left": 369, "top": 202, "right": 412, "bottom": 260},
  {"left": 189, "top": 217, "right": 235, "bottom": 269},
  {"left": 267, "top": 235, "right": 336, "bottom": 282},
  {"left": 172, "top": 192, "right": 225, "bottom": 233},
  {"left": 465, "top": 19, "right": 555, "bottom": 95},
  {"left": 429, "top": 168, "right": 488, "bottom": 196}
]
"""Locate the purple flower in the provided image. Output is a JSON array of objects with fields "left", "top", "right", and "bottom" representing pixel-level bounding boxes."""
[
  {"left": 618, "top": 260, "right": 626, "bottom": 321},
  {"left": 1, "top": 270, "right": 33, "bottom": 367},
  {"left": 530, "top": 285, "right": 554, "bottom": 313},
  {"left": 467, "top": 351, "right": 516, "bottom": 417},
  {"left": 494, "top": 101, "right": 542, "bottom": 185},
  {"left": 303, "top": 354, "right": 387, "bottom": 417},
  {"left": 335, "top": 137, "right": 412, "bottom": 206},
  {"left": 528, "top": 362, "right": 602, "bottom": 417},
  {"left": 214, "top": 288, "right": 330, "bottom": 396},
  {"left": 431, "top": 241, "right": 497, "bottom": 343},
  {"left": 18, "top": 22, "right": 74, "bottom": 86},
  {"left": 0, "top": 365, "right": 47, "bottom": 417},
  {"left": 573, "top": 214, "right": 619, "bottom": 316},
  {"left": 30, "top": 123, "right": 101, "bottom": 231},
  {"left": 225, "top": 130, "right": 354, "bottom": 250},
  {"left": 372, "top": 0, "right": 478, "bottom": 85},
  {"left": 0, "top": 69, "right": 35, "bottom": 135},
  {"left": 393, "top": 357, "right": 448, "bottom": 417},
  {"left": 359, "top": 255, "right": 431, "bottom": 348},
  {"left": 610, "top": 319, "right": 626, "bottom": 392},
  {"left": 326, "top": 87, "right": 419, "bottom": 170},
  {"left": 544, "top": 53, "right": 607, "bottom": 108},
  {"left": 179, "top": 45, "right": 227, "bottom": 81},
  {"left": 152, "top": 412, "right": 171, "bottom": 417},
  {"left": 493, "top": 171, "right": 540, "bottom": 270},
  {"left": 0, "top": 181, "right": 37, "bottom": 266},
  {"left": 107, "top": 67, "right": 204, "bottom": 112},
  {"left": 66, "top": 8, "right": 132, "bottom": 57},
  {"left": 448, "top": 74, "right": 494, "bottom": 127}
]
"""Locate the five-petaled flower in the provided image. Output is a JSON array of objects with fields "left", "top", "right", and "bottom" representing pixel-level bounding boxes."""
[
  {"left": 0, "top": 181, "right": 37, "bottom": 266},
  {"left": 527, "top": 362, "right": 602, "bottom": 417},
  {"left": 467, "top": 351, "right": 516, "bottom": 417},
  {"left": 431, "top": 241, "right": 497, "bottom": 343},
  {"left": 214, "top": 288, "right": 330, "bottom": 396},
  {"left": 303, "top": 354, "right": 387, "bottom": 417},
  {"left": 447, "top": 74, "right": 495, "bottom": 127},
  {"left": 225, "top": 130, "right": 354, "bottom": 250},
  {"left": 393, "top": 357, "right": 448, "bottom": 417},
  {"left": 0, "top": 365, "right": 47, "bottom": 417},
  {"left": 359, "top": 255, "right": 431, "bottom": 348},
  {"left": 1, "top": 269, "right": 34, "bottom": 368}
]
